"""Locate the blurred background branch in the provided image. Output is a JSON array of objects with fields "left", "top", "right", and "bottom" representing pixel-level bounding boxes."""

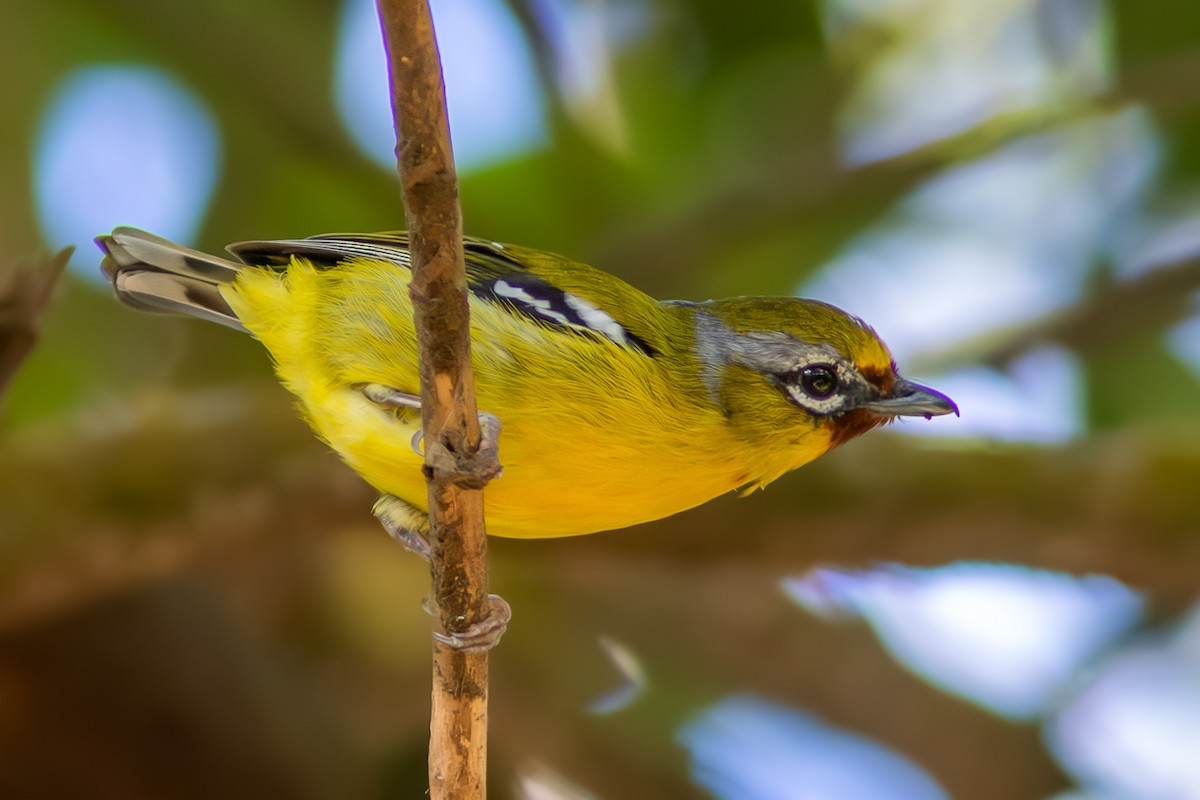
[
  {"left": 0, "top": 249, "right": 68, "bottom": 401},
  {"left": 913, "top": 249, "right": 1200, "bottom": 372},
  {"left": 4, "top": 0, "right": 1200, "bottom": 797},
  {"left": 4, "top": 393, "right": 1197, "bottom": 626}
]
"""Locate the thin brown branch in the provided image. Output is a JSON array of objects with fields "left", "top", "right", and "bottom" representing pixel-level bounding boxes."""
[
  {"left": 374, "top": 1, "right": 499, "bottom": 798},
  {"left": 0, "top": 248, "right": 70, "bottom": 401}
]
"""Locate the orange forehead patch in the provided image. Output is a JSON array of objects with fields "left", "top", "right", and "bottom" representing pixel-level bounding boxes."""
[{"left": 858, "top": 358, "right": 898, "bottom": 394}]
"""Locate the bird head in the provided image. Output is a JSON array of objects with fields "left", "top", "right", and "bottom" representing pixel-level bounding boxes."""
[{"left": 696, "top": 297, "right": 958, "bottom": 452}]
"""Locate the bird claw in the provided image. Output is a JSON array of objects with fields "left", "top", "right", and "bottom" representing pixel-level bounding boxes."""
[
  {"left": 433, "top": 594, "right": 512, "bottom": 652},
  {"left": 358, "top": 383, "right": 422, "bottom": 410},
  {"left": 425, "top": 411, "right": 503, "bottom": 490},
  {"left": 373, "top": 498, "right": 511, "bottom": 651},
  {"left": 358, "top": 383, "right": 501, "bottom": 489},
  {"left": 372, "top": 494, "right": 432, "bottom": 561}
]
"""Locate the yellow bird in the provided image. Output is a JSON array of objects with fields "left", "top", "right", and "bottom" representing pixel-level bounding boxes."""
[{"left": 97, "top": 228, "right": 956, "bottom": 539}]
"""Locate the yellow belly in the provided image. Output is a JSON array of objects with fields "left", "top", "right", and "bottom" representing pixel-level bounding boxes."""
[{"left": 307, "top": 387, "right": 785, "bottom": 538}]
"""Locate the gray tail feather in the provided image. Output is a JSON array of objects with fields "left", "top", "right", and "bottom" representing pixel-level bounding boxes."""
[{"left": 95, "top": 227, "right": 248, "bottom": 332}]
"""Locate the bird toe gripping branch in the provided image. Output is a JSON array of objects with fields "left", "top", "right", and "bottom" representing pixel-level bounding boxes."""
[
  {"left": 433, "top": 594, "right": 512, "bottom": 652},
  {"left": 423, "top": 411, "right": 504, "bottom": 490}
]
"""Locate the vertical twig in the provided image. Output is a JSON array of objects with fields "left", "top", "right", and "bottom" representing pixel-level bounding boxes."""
[{"left": 374, "top": 2, "right": 498, "bottom": 797}]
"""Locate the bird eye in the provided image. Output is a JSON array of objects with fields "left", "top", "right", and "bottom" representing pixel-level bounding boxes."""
[{"left": 799, "top": 365, "right": 838, "bottom": 399}]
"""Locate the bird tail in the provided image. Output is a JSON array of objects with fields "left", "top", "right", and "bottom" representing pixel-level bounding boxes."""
[{"left": 95, "top": 227, "right": 248, "bottom": 332}]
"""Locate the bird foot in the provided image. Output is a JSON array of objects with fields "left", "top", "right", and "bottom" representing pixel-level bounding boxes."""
[
  {"left": 433, "top": 594, "right": 512, "bottom": 652},
  {"left": 358, "top": 382, "right": 422, "bottom": 410},
  {"left": 424, "top": 411, "right": 503, "bottom": 490},
  {"left": 358, "top": 383, "right": 502, "bottom": 489},
  {"left": 372, "top": 495, "right": 511, "bottom": 651},
  {"left": 372, "top": 494, "right": 432, "bottom": 561}
]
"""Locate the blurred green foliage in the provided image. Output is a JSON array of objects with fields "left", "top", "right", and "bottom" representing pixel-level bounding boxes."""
[{"left": 3, "top": 0, "right": 1200, "bottom": 798}]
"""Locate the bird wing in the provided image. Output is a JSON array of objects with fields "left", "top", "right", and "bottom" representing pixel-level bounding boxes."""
[{"left": 227, "top": 233, "right": 666, "bottom": 356}]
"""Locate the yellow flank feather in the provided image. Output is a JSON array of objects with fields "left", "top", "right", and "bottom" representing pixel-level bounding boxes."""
[{"left": 97, "top": 228, "right": 958, "bottom": 539}]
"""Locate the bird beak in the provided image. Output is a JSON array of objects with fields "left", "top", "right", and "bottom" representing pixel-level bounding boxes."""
[{"left": 861, "top": 378, "right": 959, "bottom": 420}]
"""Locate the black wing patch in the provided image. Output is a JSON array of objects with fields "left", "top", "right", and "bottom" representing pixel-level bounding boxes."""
[{"left": 470, "top": 270, "right": 655, "bottom": 356}]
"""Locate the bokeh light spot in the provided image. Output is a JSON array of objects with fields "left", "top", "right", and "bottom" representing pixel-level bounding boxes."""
[
  {"left": 1167, "top": 313, "right": 1200, "bottom": 379},
  {"left": 784, "top": 563, "right": 1144, "bottom": 720},
  {"left": 335, "top": 0, "right": 545, "bottom": 173},
  {"left": 34, "top": 65, "right": 221, "bottom": 279},
  {"left": 899, "top": 348, "right": 1085, "bottom": 443},
  {"left": 679, "top": 694, "right": 948, "bottom": 800},
  {"left": 1048, "top": 604, "right": 1200, "bottom": 798}
]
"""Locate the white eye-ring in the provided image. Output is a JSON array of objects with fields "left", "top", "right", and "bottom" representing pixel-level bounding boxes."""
[
  {"left": 784, "top": 383, "right": 846, "bottom": 415},
  {"left": 780, "top": 360, "right": 860, "bottom": 416}
]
